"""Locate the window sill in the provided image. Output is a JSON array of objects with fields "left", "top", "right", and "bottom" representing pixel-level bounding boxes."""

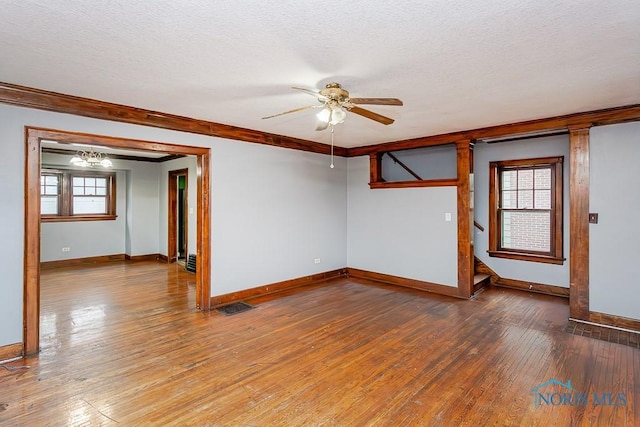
[
  {"left": 41, "top": 215, "right": 117, "bottom": 223},
  {"left": 487, "top": 250, "right": 565, "bottom": 265}
]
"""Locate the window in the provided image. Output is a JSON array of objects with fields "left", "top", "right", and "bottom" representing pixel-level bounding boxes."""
[
  {"left": 488, "top": 157, "right": 564, "bottom": 264},
  {"left": 41, "top": 168, "right": 116, "bottom": 222}
]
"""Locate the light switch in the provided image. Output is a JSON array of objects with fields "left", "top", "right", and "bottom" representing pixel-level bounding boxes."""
[
  {"left": 445, "top": 212, "right": 452, "bottom": 222},
  {"left": 589, "top": 213, "right": 598, "bottom": 224},
  {"left": 189, "top": 208, "right": 194, "bottom": 215}
]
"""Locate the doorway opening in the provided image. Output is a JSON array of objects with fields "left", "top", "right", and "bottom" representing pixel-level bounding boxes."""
[
  {"left": 168, "top": 169, "right": 189, "bottom": 264},
  {"left": 24, "top": 127, "right": 211, "bottom": 355}
]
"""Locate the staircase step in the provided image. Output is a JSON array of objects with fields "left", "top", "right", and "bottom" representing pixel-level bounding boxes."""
[
  {"left": 473, "top": 273, "right": 491, "bottom": 294},
  {"left": 474, "top": 273, "right": 490, "bottom": 286}
]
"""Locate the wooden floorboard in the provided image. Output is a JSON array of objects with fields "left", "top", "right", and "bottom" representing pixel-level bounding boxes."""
[{"left": 1, "top": 261, "right": 638, "bottom": 425}]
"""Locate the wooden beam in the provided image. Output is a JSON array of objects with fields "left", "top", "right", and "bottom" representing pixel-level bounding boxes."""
[
  {"left": 569, "top": 126, "right": 591, "bottom": 320},
  {"left": 456, "top": 140, "right": 473, "bottom": 299},
  {"left": 347, "top": 104, "right": 640, "bottom": 157},
  {"left": 0, "top": 82, "right": 347, "bottom": 157}
]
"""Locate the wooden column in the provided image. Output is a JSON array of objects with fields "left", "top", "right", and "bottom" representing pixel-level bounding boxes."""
[
  {"left": 369, "top": 152, "right": 383, "bottom": 184},
  {"left": 569, "top": 125, "right": 591, "bottom": 319},
  {"left": 24, "top": 131, "right": 42, "bottom": 355},
  {"left": 457, "top": 140, "right": 472, "bottom": 298}
]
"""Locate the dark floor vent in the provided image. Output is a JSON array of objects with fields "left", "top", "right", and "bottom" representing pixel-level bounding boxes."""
[
  {"left": 215, "top": 302, "right": 255, "bottom": 316},
  {"left": 185, "top": 254, "right": 196, "bottom": 273}
]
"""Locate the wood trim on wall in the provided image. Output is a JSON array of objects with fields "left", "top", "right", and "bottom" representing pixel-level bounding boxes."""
[
  {"left": 197, "top": 151, "right": 211, "bottom": 310},
  {"left": 210, "top": 269, "right": 346, "bottom": 307},
  {"left": 347, "top": 104, "right": 640, "bottom": 157},
  {"left": 0, "top": 342, "right": 24, "bottom": 363},
  {"left": 124, "top": 254, "right": 165, "bottom": 262},
  {"left": 24, "top": 131, "right": 41, "bottom": 356},
  {"left": 0, "top": 82, "right": 347, "bottom": 157},
  {"left": 493, "top": 277, "right": 570, "bottom": 298},
  {"left": 456, "top": 140, "right": 473, "bottom": 299},
  {"left": 347, "top": 268, "right": 462, "bottom": 299},
  {"left": 585, "top": 312, "right": 640, "bottom": 333},
  {"left": 4, "top": 83, "right": 639, "bottom": 161},
  {"left": 41, "top": 254, "right": 126, "bottom": 269},
  {"left": 24, "top": 127, "right": 212, "bottom": 355},
  {"left": 569, "top": 126, "right": 591, "bottom": 320}
]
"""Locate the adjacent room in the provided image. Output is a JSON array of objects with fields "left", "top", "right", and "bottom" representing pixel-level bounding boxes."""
[{"left": 1, "top": 1, "right": 639, "bottom": 425}]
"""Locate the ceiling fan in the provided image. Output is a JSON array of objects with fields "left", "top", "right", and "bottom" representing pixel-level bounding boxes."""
[{"left": 262, "top": 83, "right": 403, "bottom": 131}]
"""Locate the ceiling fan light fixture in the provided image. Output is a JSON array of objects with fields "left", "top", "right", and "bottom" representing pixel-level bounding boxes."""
[
  {"left": 330, "top": 106, "right": 346, "bottom": 125},
  {"left": 316, "top": 105, "right": 346, "bottom": 125},
  {"left": 316, "top": 107, "right": 331, "bottom": 123}
]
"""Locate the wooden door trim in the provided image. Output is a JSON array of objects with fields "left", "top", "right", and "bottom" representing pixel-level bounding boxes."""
[
  {"left": 24, "top": 127, "right": 211, "bottom": 355},
  {"left": 168, "top": 168, "right": 189, "bottom": 263}
]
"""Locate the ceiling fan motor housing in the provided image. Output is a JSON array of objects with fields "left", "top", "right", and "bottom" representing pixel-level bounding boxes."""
[{"left": 320, "top": 83, "right": 350, "bottom": 103}]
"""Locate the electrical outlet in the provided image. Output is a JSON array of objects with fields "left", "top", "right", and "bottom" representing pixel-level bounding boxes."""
[
  {"left": 314, "top": 258, "right": 321, "bottom": 264},
  {"left": 61, "top": 247, "right": 71, "bottom": 252}
]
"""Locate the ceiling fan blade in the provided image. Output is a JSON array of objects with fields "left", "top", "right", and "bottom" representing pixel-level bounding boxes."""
[
  {"left": 262, "top": 105, "right": 320, "bottom": 120},
  {"left": 292, "top": 87, "right": 328, "bottom": 101},
  {"left": 349, "top": 97, "right": 403, "bottom": 106},
  {"left": 348, "top": 106, "right": 395, "bottom": 125}
]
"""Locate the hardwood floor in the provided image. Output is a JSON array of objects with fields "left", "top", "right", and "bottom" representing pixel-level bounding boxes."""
[{"left": 1, "top": 262, "right": 638, "bottom": 426}]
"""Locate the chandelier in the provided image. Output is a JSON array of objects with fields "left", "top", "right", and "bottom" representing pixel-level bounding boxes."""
[{"left": 69, "top": 148, "right": 113, "bottom": 168}]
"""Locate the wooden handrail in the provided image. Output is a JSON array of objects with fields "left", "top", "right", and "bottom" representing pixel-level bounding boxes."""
[
  {"left": 474, "top": 221, "right": 485, "bottom": 232},
  {"left": 385, "top": 152, "right": 423, "bottom": 180}
]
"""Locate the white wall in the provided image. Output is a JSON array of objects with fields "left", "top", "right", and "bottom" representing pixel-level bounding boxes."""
[
  {"left": 590, "top": 122, "right": 640, "bottom": 320},
  {"left": 347, "top": 156, "right": 458, "bottom": 286},
  {"left": 211, "top": 141, "right": 347, "bottom": 295},
  {"left": 0, "top": 104, "right": 348, "bottom": 347},
  {"left": 126, "top": 161, "right": 161, "bottom": 256},
  {"left": 474, "top": 135, "right": 571, "bottom": 287}
]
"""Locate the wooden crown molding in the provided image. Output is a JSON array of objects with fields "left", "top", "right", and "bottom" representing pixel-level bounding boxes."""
[
  {"left": 347, "top": 104, "right": 640, "bottom": 156},
  {"left": 0, "top": 82, "right": 348, "bottom": 157},
  {"left": 5, "top": 82, "right": 638, "bottom": 159}
]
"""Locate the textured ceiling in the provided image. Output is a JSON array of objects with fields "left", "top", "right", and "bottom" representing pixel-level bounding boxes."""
[{"left": 1, "top": 1, "right": 639, "bottom": 148}]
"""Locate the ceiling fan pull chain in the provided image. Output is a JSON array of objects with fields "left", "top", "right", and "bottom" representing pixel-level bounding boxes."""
[{"left": 330, "top": 125, "right": 335, "bottom": 169}]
